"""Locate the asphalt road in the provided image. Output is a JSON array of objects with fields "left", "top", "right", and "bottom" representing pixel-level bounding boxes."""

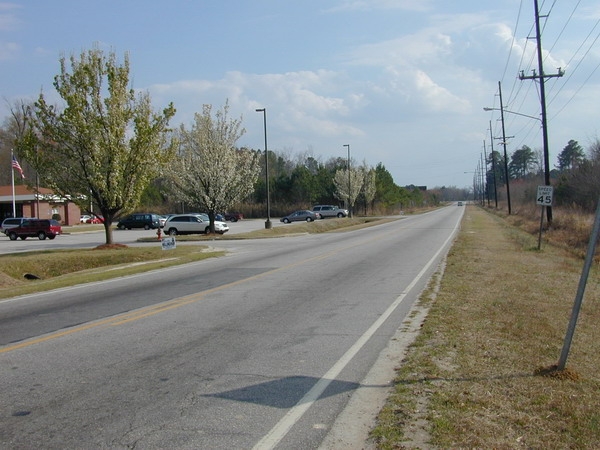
[{"left": 0, "top": 206, "right": 463, "bottom": 449}]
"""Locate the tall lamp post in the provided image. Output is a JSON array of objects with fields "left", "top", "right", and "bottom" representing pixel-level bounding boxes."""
[
  {"left": 343, "top": 144, "right": 351, "bottom": 217},
  {"left": 256, "top": 108, "right": 272, "bottom": 229}
]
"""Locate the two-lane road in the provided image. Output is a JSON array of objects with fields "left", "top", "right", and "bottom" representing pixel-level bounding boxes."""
[{"left": 0, "top": 206, "right": 463, "bottom": 449}]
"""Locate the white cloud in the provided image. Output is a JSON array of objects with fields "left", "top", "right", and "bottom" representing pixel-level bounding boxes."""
[
  {"left": 323, "top": 0, "right": 433, "bottom": 13},
  {"left": 413, "top": 70, "right": 470, "bottom": 113},
  {"left": 147, "top": 69, "right": 366, "bottom": 144},
  {"left": 346, "top": 30, "right": 453, "bottom": 68},
  {"left": 0, "top": 2, "right": 20, "bottom": 31},
  {"left": 0, "top": 41, "right": 18, "bottom": 60}
]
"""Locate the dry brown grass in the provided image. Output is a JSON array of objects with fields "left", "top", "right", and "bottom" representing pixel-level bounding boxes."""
[
  {"left": 500, "top": 201, "right": 598, "bottom": 260},
  {"left": 372, "top": 205, "right": 600, "bottom": 449}
]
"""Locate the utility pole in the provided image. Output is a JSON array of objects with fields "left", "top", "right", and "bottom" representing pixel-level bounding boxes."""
[
  {"left": 498, "top": 81, "right": 512, "bottom": 215},
  {"left": 489, "top": 121, "right": 498, "bottom": 208},
  {"left": 482, "top": 142, "right": 490, "bottom": 206},
  {"left": 481, "top": 151, "right": 488, "bottom": 206},
  {"left": 519, "top": 0, "right": 564, "bottom": 224}
]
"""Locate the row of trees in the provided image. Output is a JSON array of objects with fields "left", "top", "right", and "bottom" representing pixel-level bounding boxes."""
[
  {"left": 478, "top": 138, "right": 600, "bottom": 212},
  {"left": 0, "top": 47, "right": 437, "bottom": 245}
]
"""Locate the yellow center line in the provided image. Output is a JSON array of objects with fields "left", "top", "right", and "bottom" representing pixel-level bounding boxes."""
[{"left": 1, "top": 229, "right": 397, "bottom": 354}]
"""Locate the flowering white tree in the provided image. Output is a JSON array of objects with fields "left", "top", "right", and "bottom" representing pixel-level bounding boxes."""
[
  {"left": 167, "top": 102, "right": 260, "bottom": 232},
  {"left": 360, "top": 165, "right": 377, "bottom": 214},
  {"left": 333, "top": 168, "right": 363, "bottom": 217}
]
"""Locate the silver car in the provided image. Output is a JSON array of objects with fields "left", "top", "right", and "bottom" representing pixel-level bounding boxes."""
[
  {"left": 312, "top": 205, "right": 348, "bottom": 218},
  {"left": 1, "top": 217, "right": 30, "bottom": 235},
  {"left": 163, "top": 214, "right": 229, "bottom": 235}
]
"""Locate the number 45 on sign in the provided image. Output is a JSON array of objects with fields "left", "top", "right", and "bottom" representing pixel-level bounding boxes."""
[{"left": 536, "top": 185, "right": 553, "bottom": 206}]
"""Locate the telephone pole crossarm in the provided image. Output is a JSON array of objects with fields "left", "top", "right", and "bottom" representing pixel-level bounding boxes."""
[{"left": 519, "top": 68, "right": 565, "bottom": 81}]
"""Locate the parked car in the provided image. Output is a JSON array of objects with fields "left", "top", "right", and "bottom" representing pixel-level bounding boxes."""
[
  {"left": 224, "top": 212, "right": 243, "bottom": 222},
  {"left": 7, "top": 219, "right": 61, "bottom": 240},
  {"left": 163, "top": 214, "right": 229, "bottom": 235},
  {"left": 79, "top": 215, "right": 104, "bottom": 224},
  {"left": 194, "top": 212, "right": 225, "bottom": 222},
  {"left": 1, "top": 217, "right": 30, "bottom": 235},
  {"left": 280, "top": 210, "right": 321, "bottom": 223},
  {"left": 312, "top": 205, "right": 348, "bottom": 218},
  {"left": 116, "top": 213, "right": 161, "bottom": 230}
]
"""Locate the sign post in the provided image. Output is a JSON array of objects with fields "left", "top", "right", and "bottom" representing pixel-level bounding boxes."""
[
  {"left": 558, "top": 195, "right": 600, "bottom": 369},
  {"left": 536, "top": 185, "right": 553, "bottom": 249}
]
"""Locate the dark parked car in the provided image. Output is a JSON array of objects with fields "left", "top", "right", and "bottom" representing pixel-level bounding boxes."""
[
  {"left": 224, "top": 212, "right": 243, "bottom": 222},
  {"left": 7, "top": 219, "right": 61, "bottom": 240},
  {"left": 117, "top": 213, "right": 161, "bottom": 230},
  {"left": 280, "top": 210, "right": 321, "bottom": 223}
]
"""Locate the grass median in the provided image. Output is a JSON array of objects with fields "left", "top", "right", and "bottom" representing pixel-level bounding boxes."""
[
  {"left": 371, "top": 205, "right": 600, "bottom": 449},
  {"left": 0, "top": 245, "right": 225, "bottom": 299}
]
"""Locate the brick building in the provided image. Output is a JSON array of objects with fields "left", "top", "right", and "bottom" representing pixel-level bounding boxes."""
[{"left": 0, "top": 185, "right": 81, "bottom": 225}]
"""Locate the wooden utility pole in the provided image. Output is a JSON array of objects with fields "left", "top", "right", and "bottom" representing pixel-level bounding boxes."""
[
  {"left": 498, "top": 82, "right": 511, "bottom": 215},
  {"left": 519, "top": 0, "right": 564, "bottom": 225}
]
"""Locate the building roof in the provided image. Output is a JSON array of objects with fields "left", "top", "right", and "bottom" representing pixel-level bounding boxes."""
[{"left": 0, "top": 184, "right": 62, "bottom": 202}]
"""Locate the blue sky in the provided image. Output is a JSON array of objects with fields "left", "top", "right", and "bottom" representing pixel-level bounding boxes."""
[{"left": 1, "top": 0, "right": 600, "bottom": 189}]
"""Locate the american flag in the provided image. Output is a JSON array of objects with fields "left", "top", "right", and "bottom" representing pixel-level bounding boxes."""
[{"left": 12, "top": 154, "right": 25, "bottom": 179}]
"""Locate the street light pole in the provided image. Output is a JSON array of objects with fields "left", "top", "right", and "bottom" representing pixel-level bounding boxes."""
[
  {"left": 343, "top": 144, "right": 351, "bottom": 217},
  {"left": 256, "top": 108, "right": 272, "bottom": 229}
]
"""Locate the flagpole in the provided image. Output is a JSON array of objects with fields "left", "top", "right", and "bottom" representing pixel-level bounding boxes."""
[{"left": 11, "top": 149, "right": 16, "bottom": 217}]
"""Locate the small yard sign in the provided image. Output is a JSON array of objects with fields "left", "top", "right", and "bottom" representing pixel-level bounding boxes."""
[{"left": 161, "top": 236, "right": 176, "bottom": 250}]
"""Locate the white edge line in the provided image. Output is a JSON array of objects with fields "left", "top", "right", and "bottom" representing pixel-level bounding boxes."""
[{"left": 253, "top": 210, "right": 463, "bottom": 449}]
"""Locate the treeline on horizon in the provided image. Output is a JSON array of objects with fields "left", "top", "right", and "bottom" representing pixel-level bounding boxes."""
[{"left": 139, "top": 152, "right": 469, "bottom": 218}]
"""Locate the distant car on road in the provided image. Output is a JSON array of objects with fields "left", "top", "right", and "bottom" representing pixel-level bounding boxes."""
[
  {"left": 280, "top": 210, "right": 320, "bottom": 223},
  {"left": 7, "top": 219, "right": 61, "bottom": 240},
  {"left": 312, "top": 205, "right": 348, "bottom": 218},
  {"left": 163, "top": 214, "right": 229, "bottom": 235}
]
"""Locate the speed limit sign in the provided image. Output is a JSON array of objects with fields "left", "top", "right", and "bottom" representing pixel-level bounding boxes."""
[{"left": 536, "top": 185, "right": 553, "bottom": 206}]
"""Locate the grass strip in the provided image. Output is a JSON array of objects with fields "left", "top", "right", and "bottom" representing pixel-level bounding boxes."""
[{"left": 371, "top": 206, "right": 600, "bottom": 449}]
